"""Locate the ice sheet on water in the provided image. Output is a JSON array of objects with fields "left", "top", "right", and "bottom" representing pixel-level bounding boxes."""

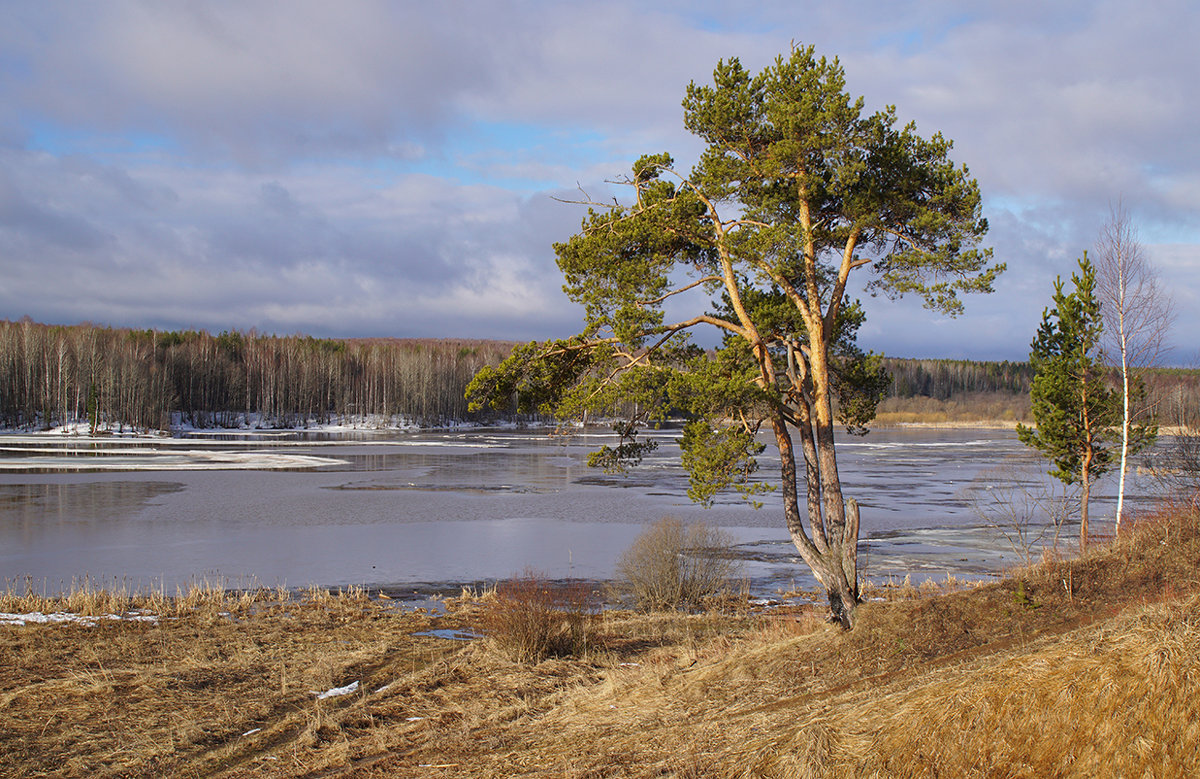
[{"left": 0, "top": 448, "right": 346, "bottom": 471}]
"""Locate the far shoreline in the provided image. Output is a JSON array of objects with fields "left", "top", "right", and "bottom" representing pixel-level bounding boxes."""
[
  {"left": 871, "top": 418, "right": 1021, "bottom": 430},
  {"left": 6, "top": 417, "right": 1195, "bottom": 437}
]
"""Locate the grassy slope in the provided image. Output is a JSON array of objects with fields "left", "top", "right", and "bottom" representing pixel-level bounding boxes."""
[{"left": 2, "top": 500, "right": 1198, "bottom": 777}]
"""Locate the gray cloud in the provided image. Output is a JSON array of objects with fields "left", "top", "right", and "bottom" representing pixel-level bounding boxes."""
[
  {"left": 0, "top": 142, "right": 583, "bottom": 339},
  {"left": 0, "top": 1, "right": 1196, "bottom": 362},
  {"left": 3, "top": 1, "right": 500, "bottom": 165},
  {"left": 0, "top": 169, "right": 112, "bottom": 252}
]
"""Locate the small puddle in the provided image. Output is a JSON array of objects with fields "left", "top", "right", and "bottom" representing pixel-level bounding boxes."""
[{"left": 411, "top": 628, "right": 483, "bottom": 641}]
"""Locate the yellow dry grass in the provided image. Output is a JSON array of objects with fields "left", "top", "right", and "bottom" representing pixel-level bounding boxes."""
[
  {"left": 2, "top": 499, "right": 1198, "bottom": 777},
  {"left": 0, "top": 586, "right": 462, "bottom": 778},
  {"left": 874, "top": 392, "right": 1031, "bottom": 426},
  {"left": 733, "top": 596, "right": 1200, "bottom": 777}
]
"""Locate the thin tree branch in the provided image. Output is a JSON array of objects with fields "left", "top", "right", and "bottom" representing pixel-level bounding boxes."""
[
  {"left": 825, "top": 227, "right": 864, "bottom": 330},
  {"left": 637, "top": 276, "right": 723, "bottom": 307}
]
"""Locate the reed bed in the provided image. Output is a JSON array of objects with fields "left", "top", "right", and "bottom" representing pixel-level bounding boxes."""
[{"left": 0, "top": 576, "right": 289, "bottom": 621}]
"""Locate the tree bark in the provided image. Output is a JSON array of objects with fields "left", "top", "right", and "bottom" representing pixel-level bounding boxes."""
[
  {"left": 1080, "top": 451, "right": 1092, "bottom": 551},
  {"left": 772, "top": 412, "right": 858, "bottom": 628}
]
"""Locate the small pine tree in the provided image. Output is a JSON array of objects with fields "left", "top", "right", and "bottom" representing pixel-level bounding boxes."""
[{"left": 1017, "top": 253, "right": 1131, "bottom": 550}]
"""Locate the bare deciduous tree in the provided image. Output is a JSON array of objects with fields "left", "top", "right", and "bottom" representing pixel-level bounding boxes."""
[
  {"left": 0, "top": 319, "right": 515, "bottom": 431},
  {"left": 1095, "top": 204, "right": 1175, "bottom": 534},
  {"left": 966, "top": 464, "right": 1078, "bottom": 566}
]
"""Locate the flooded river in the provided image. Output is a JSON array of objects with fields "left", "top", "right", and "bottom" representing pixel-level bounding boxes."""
[{"left": 0, "top": 426, "right": 1160, "bottom": 597}]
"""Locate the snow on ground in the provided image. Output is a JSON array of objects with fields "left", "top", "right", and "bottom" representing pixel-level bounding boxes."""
[
  {"left": 13, "top": 413, "right": 541, "bottom": 439},
  {"left": 21, "top": 416, "right": 420, "bottom": 438},
  {"left": 1, "top": 434, "right": 370, "bottom": 449},
  {"left": 0, "top": 611, "right": 160, "bottom": 627},
  {"left": 0, "top": 415, "right": 552, "bottom": 471},
  {"left": 312, "top": 681, "right": 359, "bottom": 700}
]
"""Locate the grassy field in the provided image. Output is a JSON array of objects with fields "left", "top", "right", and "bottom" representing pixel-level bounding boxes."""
[
  {"left": 2, "top": 498, "right": 1199, "bottom": 777},
  {"left": 873, "top": 392, "right": 1030, "bottom": 426}
]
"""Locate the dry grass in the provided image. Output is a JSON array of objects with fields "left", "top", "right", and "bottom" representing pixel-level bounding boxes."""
[
  {"left": 481, "top": 571, "right": 597, "bottom": 663},
  {"left": 0, "top": 586, "right": 459, "bottom": 778},
  {"left": 615, "top": 517, "right": 740, "bottom": 611},
  {"left": 0, "top": 577, "right": 304, "bottom": 622},
  {"left": 736, "top": 596, "right": 1200, "bottom": 777},
  {"left": 875, "top": 392, "right": 1031, "bottom": 426},
  {"left": 2, "top": 498, "right": 1199, "bottom": 777}
]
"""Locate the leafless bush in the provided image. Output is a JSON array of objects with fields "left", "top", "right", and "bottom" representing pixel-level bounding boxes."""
[
  {"left": 616, "top": 517, "right": 739, "bottom": 611},
  {"left": 967, "top": 465, "right": 1078, "bottom": 565},
  {"left": 1149, "top": 426, "right": 1200, "bottom": 497},
  {"left": 482, "top": 569, "right": 595, "bottom": 663}
]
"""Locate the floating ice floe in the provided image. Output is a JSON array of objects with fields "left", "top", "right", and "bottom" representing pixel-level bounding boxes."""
[
  {"left": 312, "top": 680, "right": 359, "bottom": 700},
  {"left": 0, "top": 448, "right": 347, "bottom": 471}
]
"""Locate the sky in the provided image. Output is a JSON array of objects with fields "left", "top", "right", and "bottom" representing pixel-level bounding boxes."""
[{"left": 0, "top": 1, "right": 1197, "bottom": 362}]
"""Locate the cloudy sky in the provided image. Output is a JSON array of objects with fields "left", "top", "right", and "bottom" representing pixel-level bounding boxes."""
[{"left": 1, "top": 1, "right": 1196, "bottom": 361}]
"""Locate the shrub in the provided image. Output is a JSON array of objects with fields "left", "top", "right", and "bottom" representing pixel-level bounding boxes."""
[
  {"left": 482, "top": 569, "right": 594, "bottom": 664},
  {"left": 965, "top": 464, "right": 1077, "bottom": 565},
  {"left": 616, "top": 517, "right": 739, "bottom": 611}
]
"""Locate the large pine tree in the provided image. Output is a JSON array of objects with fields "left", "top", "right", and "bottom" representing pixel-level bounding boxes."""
[{"left": 467, "top": 46, "right": 1001, "bottom": 627}]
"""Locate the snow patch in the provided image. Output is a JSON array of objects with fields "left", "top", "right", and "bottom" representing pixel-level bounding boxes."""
[
  {"left": 0, "top": 611, "right": 160, "bottom": 627},
  {"left": 312, "top": 680, "right": 359, "bottom": 700}
]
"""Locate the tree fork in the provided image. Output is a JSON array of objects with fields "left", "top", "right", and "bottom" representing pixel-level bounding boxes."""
[{"left": 474, "top": 45, "right": 998, "bottom": 630}]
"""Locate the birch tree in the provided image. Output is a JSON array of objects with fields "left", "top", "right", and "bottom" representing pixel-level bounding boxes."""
[
  {"left": 1018, "top": 254, "right": 1124, "bottom": 550},
  {"left": 1095, "top": 205, "right": 1172, "bottom": 534}
]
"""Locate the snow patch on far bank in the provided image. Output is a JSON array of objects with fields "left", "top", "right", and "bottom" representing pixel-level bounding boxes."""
[{"left": 0, "top": 611, "right": 160, "bottom": 627}]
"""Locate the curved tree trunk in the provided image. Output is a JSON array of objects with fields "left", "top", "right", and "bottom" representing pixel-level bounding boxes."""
[{"left": 772, "top": 412, "right": 860, "bottom": 628}]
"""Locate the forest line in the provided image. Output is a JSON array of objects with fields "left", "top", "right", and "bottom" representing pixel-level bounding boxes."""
[
  {"left": 1, "top": 318, "right": 1197, "bottom": 432},
  {"left": 878, "top": 355, "right": 1200, "bottom": 427},
  {"left": 0, "top": 318, "right": 517, "bottom": 431}
]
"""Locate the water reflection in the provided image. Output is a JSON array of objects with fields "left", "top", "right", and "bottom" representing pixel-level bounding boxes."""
[
  {"left": 0, "top": 427, "right": 1160, "bottom": 595},
  {"left": 0, "top": 481, "right": 184, "bottom": 532}
]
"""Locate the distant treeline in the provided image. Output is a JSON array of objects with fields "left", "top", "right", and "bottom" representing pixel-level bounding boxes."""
[
  {"left": 3, "top": 319, "right": 1198, "bottom": 432},
  {"left": 881, "top": 358, "right": 1034, "bottom": 400},
  {"left": 879, "top": 356, "right": 1200, "bottom": 426},
  {"left": 0, "top": 319, "right": 517, "bottom": 431}
]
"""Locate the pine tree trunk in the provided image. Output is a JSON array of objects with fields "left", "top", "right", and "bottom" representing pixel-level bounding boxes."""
[
  {"left": 774, "top": 413, "right": 858, "bottom": 629},
  {"left": 1080, "top": 465, "right": 1091, "bottom": 551},
  {"left": 843, "top": 498, "right": 860, "bottom": 602}
]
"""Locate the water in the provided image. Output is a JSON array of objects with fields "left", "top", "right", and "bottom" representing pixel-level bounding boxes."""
[{"left": 0, "top": 426, "right": 1160, "bottom": 597}]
